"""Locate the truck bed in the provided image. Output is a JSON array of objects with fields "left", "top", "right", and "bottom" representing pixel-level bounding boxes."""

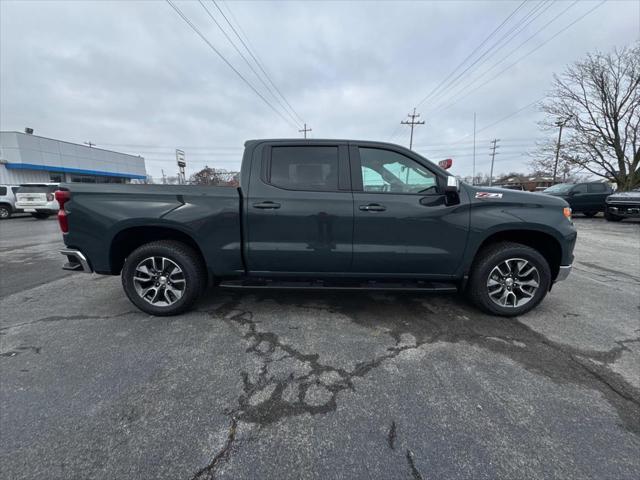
[{"left": 60, "top": 183, "right": 243, "bottom": 275}]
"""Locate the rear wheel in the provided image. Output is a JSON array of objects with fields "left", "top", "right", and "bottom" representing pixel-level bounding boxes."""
[
  {"left": 121, "top": 240, "right": 207, "bottom": 316},
  {"left": 467, "top": 242, "right": 551, "bottom": 317},
  {"left": 31, "top": 212, "right": 51, "bottom": 219},
  {"left": 0, "top": 205, "right": 11, "bottom": 219},
  {"left": 583, "top": 211, "right": 598, "bottom": 218}
]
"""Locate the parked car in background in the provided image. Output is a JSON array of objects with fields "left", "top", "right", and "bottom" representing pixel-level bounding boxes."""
[
  {"left": 15, "top": 183, "right": 60, "bottom": 219},
  {"left": 605, "top": 188, "right": 640, "bottom": 222},
  {"left": 495, "top": 184, "right": 525, "bottom": 191},
  {"left": 0, "top": 185, "right": 21, "bottom": 219},
  {"left": 542, "top": 182, "right": 613, "bottom": 217}
]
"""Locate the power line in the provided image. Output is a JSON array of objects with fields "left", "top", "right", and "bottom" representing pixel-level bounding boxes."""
[
  {"left": 214, "top": 0, "right": 305, "bottom": 125},
  {"left": 415, "top": 0, "right": 528, "bottom": 109},
  {"left": 418, "top": 0, "right": 548, "bottom": 111},
  {"left": 424, "top": 0, "right": 557, "bottom": 113},
  {"left": 434, "top": 0, "right": 606, "bottom": 114},
  {"left": 430, "top": 0, "right": 579, "bottom": 114},
  {"left": 197, "top": 0, "right": 301, "bottom": 129},
  {"left": 164, "top": 0, "right": 298, "bottom": 130}
]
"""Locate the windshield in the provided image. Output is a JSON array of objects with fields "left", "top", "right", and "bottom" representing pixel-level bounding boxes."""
[{"left": 544, "top": 183, "right": 573, "bottom": 193}]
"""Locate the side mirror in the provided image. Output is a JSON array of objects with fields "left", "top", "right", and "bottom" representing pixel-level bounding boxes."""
[{"left": 445, "top": 176, "right": 460, "bottom": 193}]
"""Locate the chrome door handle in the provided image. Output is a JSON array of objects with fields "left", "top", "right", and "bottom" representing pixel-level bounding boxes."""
[
  {"left": 359, "top": 204, "right": 386, "bottom": 212},
  {"left": 253, "top": 201, "right": 281, "bottom": 209}
]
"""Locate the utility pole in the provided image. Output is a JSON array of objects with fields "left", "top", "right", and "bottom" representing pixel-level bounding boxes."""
[
  {"left": 472, "top": 112, "right": 477, "bottom": 185},
  {"left": 401, "top": 108, "right": 425, "bottom": 150},
  {"left": 299, "top": 123, "right": 312, "bottom": 139},
  {"left": 553, "top": 116, "right": 572, "bottom": 184},
  {"left": 489, "top": 138, "right": 500, "bottom": 187},
  {"left": 161, "top": 169, "right": 167, "bottom": 185},
  {"left": 84, "top": 141, "right": 95, "bottom": 148}
]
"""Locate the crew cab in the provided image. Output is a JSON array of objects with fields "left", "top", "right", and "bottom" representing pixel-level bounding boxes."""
[{"left": 55, "top": 139, "right": 576, "bottom": 317}]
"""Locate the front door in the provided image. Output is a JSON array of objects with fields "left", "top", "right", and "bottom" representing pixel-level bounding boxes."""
[
  {"left": 351, "top": 145, "right": 469, "bottom": 276},
  {"left": 246, "top": 143, "right": 353, "bottom": 274}
]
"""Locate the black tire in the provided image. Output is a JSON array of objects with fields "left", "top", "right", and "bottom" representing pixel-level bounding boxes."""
[
  {"left": 583, "top": 211, "right": 598, "bottom": 218},
  {"left": 467, "top": 241, "right": 551, "bottom": 317},
  {"left": 604, "top": 210, "right": 623, "bottom": 222},
  {"left": 0, "top": 205, "right": 11, "bottom": 219},
  {"left": 31, "top": 212, "right": 51, "bottom": 219},
  {"left": 121, "top": 240, "right": 207, "bottom": 316}
]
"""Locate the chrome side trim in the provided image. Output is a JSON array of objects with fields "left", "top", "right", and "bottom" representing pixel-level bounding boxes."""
[
  {"left": 555, "top": 264, "right": 572, "bottom": 282},
  {"left": 60, "top": 249, "right": 92, "bottom": 273}
]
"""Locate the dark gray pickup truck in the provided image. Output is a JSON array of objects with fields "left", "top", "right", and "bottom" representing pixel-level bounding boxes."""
[{"left": 56, "top": 139, "right": 576, "bottom": 317}]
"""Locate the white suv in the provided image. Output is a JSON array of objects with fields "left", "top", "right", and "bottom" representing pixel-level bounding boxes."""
[
  {"left": 15, "top": 183, "right": 60, "bottom": 219},
  {"left": 0, "top": 185, "right": 21, "bottom": 219}
]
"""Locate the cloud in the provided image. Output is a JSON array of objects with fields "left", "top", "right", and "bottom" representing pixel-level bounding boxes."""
[{"left": 1, "top": 0, "right": 638, "bottom": 178}]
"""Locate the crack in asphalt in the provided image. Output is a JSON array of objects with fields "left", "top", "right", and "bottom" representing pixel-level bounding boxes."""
[
  {"left": 406, "top": 449, "right": 424, "bottom": 480},
  {"left": 192, "top": 417, "right": 238, "bottom": 480},
  {"left": 388, "top": 421, "right": 397, "bottom": 450},
  {"left": 0, "top": 311, "right": 141, "bottom": 337}
]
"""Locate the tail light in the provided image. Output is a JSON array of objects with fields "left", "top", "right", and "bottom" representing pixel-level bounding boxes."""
[
  {"left": 55, "top": 190, "right": 71, "bottom": 233},
  {"left": 46, "top": 193, "right": 54, "bottom": 201}
]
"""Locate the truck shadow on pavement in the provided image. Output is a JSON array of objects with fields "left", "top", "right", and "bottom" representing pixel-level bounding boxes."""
[{"left": 193, "top": 289, "right": 640, "bottom": 479}]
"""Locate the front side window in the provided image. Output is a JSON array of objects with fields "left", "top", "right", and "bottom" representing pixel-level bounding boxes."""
[
  {"left": 270, "top": 146, "right": 339, "bottom": 191},
  {"left": 359, "top": 148, "right": 437, "bottom": 194},
  {"left": 572, "top": 184, "right": 588, "bottom": 194}
]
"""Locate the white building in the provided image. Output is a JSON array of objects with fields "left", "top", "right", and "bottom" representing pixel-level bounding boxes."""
[{"left": 0, "top": 130, "right": 147, "bottom": 184}]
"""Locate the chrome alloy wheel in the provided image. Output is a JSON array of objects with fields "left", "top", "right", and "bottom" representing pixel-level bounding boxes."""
[
  {"left": 486, "top": 258, "right": 540, "bottom": 308},
  {"left": 132, "top": 256, "right": 186, "bottom": 307}
]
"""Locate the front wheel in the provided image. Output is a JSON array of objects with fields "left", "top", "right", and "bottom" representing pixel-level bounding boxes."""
[
  {"left": 604, "top": 210, "right": 623, "bottom": 222},
  {"left": 121, "top": 240, "right": 207, "bottom": 316},
  {"left": 467, "top": 242, "right": 551, "bottom": 317}
]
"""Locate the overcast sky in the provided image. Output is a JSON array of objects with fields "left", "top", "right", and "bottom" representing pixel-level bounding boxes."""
[{"left": 1, "top": 0, "right": 639, "bottom": 179}]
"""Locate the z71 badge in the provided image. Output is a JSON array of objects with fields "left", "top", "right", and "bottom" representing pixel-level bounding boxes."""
[{"left": 475, "top": 192, "right": 503, "bottom": 199}]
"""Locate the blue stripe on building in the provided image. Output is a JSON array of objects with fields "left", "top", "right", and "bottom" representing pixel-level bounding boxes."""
[{"left": 5, "top": 162, "right": 147, "bottom": 180}]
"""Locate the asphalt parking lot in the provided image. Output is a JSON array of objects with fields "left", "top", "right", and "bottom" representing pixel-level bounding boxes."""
[{"left": 1, "top": 215, "right": 639, "bottom": 479}]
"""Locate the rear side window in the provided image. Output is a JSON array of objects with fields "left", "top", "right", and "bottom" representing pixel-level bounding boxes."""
[
  {"left": 270, "top": 146, "right": 339, "bottom": 191},
  {"left": 0, "top": 187, "right": 6, "bottom": 196},
  {"left": 588, "top": 183, "right": 607, "bottom": 193}
]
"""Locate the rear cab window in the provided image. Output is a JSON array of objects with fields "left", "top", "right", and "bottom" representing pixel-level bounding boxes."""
[
  {"left": 269, "top": 146, "right": 339, "bottom": 191},
  {"left": 17, "top": 185, "right": 58, "bottom": 194}
]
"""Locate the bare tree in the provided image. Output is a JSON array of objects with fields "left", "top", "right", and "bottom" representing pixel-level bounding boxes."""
[
  {"left": 540, "top": 44, "right": 639, "bottom": 190},
  {"left": 189, "top": 166, "right": 239, "bottom": 186},
  {"left": 529, "top": 139, "right": 583, "bottom": 182}
]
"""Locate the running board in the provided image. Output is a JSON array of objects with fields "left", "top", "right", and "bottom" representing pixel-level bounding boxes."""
[{"left": 218, "top": 278, "right": 458, "bottom": 292}]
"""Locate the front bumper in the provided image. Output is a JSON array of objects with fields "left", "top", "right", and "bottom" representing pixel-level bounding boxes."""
[
  {"left": 607, "top": 204, "right": 640, "bottom": 217},
  {"left": 556, "top": 264, "right": 572, "bottom": 282},
  {"left": 60, "top": 249, "right": 93, "bottom": 273}
]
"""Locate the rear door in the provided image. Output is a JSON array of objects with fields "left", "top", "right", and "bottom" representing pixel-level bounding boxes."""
[
  {"left": 586, "top": 183, "right": 610, "bottom": 210},
  {"left": 568, "top": 183, "right": 589, "bottom": 212},
  {"left": 246, "top": 143, "right": 353, "bottom": 274},
  {"left": 350, "top": 144, "right": 469, "bottom": 276}
]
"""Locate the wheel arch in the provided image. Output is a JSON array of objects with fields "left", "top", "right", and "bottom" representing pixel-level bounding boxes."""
[
  {"left": 469, "top": 229, "right": 562, "bottom": 283},
  {"left": 109, "top": 225, "right": 206, "bottom": 276}
]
